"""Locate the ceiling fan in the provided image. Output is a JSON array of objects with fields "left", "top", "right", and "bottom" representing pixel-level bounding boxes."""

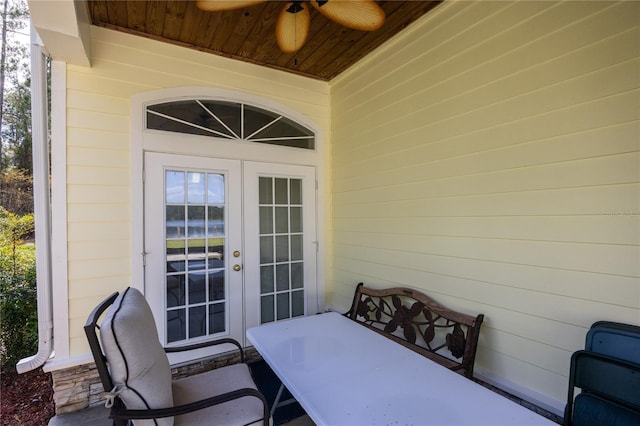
[{"left": 196, "top": 0, "right": 386, "bottom": 53}]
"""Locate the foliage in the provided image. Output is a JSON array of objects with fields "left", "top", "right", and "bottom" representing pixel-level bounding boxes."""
[
  {"left": 0, "top": 168, "right": 32, "bottom": 215},
  {"left": 1, "top": 0, "right": 31, "bottom": 173},
  {"left": 1, "top": 74, "right": 31, "bottom": 172},
  {"left": 0, "top": 206, "right": 36, "bottom": 371}
]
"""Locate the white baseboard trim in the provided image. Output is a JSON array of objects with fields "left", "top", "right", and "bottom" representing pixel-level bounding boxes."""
[{"left": 474, "top": 367, "right": 565, "bottom": 417}]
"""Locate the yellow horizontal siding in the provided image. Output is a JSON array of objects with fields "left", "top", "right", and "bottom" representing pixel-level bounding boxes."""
[
  {"left": 64, "top": 24, "right": 331, "bottom": 357},
  {"left": 330, "top": 0, "right": 639, "bottom": 408},
  {"left": 66, "top": 128, "right": 129, "bottom": 152}
]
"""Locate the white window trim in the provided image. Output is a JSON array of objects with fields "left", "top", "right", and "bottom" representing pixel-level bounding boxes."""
[{"left": 130, "top": 87, "right": 326, "bottom": 326}]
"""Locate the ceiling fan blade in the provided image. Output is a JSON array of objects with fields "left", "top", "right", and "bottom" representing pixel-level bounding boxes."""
[
  {"left": 310, "top": 0, "right": 385, "bottom": 31},
  {"left": 275, "top": 2, "right": 311, "bottom": 53},
  {"left": 196, "top": 0, "right": 266, "bottom": 12}
]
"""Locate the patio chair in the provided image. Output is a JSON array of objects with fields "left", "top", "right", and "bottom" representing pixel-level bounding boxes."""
[
  {"left": 84, "top": 287, "right": 270, "bottom": 426},
  {"left": 585, "top": 321, "right": 640, "bottom": 364},
  {"left": 563, "top": 350, "right": 640, "bottom": 426}
]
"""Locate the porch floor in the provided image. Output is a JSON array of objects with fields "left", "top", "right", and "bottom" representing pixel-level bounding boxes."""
[
  {"left": 48, "top": 360, "right": 314, "bottom": 426},
  {"left": 47, "top": 359, "right": 561, "bottom": 425}
]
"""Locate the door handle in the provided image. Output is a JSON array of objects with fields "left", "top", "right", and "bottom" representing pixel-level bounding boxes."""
[{"left": 233, "top": 264, "right": 242, "bottom": 272}]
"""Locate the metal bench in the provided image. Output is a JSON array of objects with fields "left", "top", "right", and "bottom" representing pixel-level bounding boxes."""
[{"left": 346, "top": 282, "right": 484, "bottom": 378}]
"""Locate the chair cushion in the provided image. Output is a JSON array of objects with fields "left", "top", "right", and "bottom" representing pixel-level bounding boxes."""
[
  {"left": 101, "top": 287, "right": 174, "bottom": 426},
  {"left": 573, "top": 393, "right": 640, "bottom": 426},
  {"left": 173, "top": 363, "right": 266, "bottom": 425}
]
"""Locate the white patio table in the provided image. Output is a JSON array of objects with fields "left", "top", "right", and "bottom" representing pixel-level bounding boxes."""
[{"left": 247, "top": 311, "right": 556, "bottom": 426}]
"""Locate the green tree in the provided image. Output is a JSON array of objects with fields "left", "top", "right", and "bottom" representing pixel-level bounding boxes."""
[
  {"left": 1, "top": 0, "right": 30, "bottom": 172},
  {"left": 0, "top": 206, "right": 36, "bottom": 370}
]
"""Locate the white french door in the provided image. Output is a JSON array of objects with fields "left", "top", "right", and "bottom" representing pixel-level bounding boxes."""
[
  {"left": 144, "top": 152, "right": 317, "bottom": 356},
  {"left": 243, "top": 161, "right": 318, "bottom": 332}
]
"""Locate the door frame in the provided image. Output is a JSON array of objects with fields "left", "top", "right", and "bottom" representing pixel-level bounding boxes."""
[{"left": 130, "top": 87, "right": 326, "bottom": 349}]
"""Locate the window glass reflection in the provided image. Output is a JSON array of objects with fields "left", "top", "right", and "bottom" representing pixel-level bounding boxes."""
[
  {"left": 277, "top": 293, "right": 290, "bottom": 320},
  {"left": 276, "top": 264, "right": 289, "bottom": 291},
  {"left": 261, "top": 265, "right": 274, "bottom": 294},
  {"left": 167, "top": 309, "right": 186, "bottom": 343},
  {"left": 207, "top": 207, "right": 224, "bottom": 237},
  {"left": 208, "top": 174, "right": 224, "bottom": 204},
  {"left": 208, "top": 270, "right": 225, "bottom": 301},
  {"left": 187, "top": 172, "right": 205, "bottom": 204},
  {"left": 189, "top": 306, "right": 206, "bottom": 338},
  {"left": 259, "top": 177, "right": 273, "bottom": 204},
  {"left": 261, "top": 295, "right": 274, "bottom": 324},
  {"left": 167, "top": 275, "right": 185, "bottom": 307},
  {"left": 209, "top": 303, "right": 226, "bottom": 333},
  {"left": 166, "top": 171, "right": 185, "bottom": 204},
  {"left": 187, "top": 206, "right": 206, "bottom": 237},
  {"left": 166, "top": 206, "right": 185, "bottom": 238},
  {"left": 275, "top": 178, "right": 288, "bottom": 205},
  {"left": 189, "top": 272, "right": 206, "bottom": 304}
]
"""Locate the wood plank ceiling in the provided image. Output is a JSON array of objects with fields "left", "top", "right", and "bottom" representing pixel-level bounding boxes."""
[{"left": 88, "top": 1, "right": 442, "bottom": 81}]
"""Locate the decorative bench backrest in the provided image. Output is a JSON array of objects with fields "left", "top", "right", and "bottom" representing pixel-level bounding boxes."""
[{"left": 347, "top": 283, "right": 484, "bottom": 378}]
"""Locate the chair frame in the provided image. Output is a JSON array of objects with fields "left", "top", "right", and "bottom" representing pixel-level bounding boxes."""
[
  {"left": 84, "top": 291, "right": 269, "bottom": 425},
  {"left": 564, "top": 350, "right": 640, "bottom": 426}
]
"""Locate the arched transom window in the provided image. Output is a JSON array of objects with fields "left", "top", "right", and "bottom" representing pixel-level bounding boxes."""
[{"left": 146, "top": 100, "right": 315, "bottom": 150}]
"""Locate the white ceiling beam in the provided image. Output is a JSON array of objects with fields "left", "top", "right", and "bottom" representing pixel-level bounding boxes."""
[{"left": 27, "top": 0, "right": 91, "bottom": 67}]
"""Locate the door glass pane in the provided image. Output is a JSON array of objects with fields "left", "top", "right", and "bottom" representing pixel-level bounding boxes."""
[
  {"left": 166, "top": 171, "right": 185, "bottom": 203},
  {"left": 275, "top": 235, "right": 289, "bottom": 262},
  {"left": 207, "top": 207, "right": 224, "bottom": 237},
  {"left": 277, "top": 293, "right": 290, "bottom": 320},
  {"left": 189, "top": 306, "right": 206, "bottom": 338},
  {"left": 189, "top": 272, "right": 206, "bottom": 303},
  {"left": 259, "top": 207, "right": 273, "bottom": 234},
  {"left": 167, "top": 309, "right": 186, "bottom": 343},
  {"left": 165, "top": 169, "right": 228, "bottom": 344},
  {"left": 208, "top": 174, "right": 224, "bottom": 204},
  {"left": 290, "top": 180, "right": 301, "bottom": 204},
  {"left": 291, "top": 262, "right": 303, "bottom": 289},
  {"left": 188, "top": 172, "right": 205, "bottom": 204},
  {"left": 261, "top": 265, "right": 274, "bottom": 294},
  {"left": 187, "top": 206, "right": 206, "bottom": 237},
  {"left": 166, "top": 206, "right": 185, "bottom": 238},
  {"left": 290, "top": 207, "right": 302, "bottom": 233},
  {"left": 209, "top": 270, "right": 225, "bottom": 301},
  {"left": 290, "top": 235, "right": 303, "bottom": 261},
  {"left": 276, "top": 264, "right": 289, "bottom": 291},
  {"left": 261, "top": 295, "right": 274, "bottom": 323},
  {"left": 167, "top": 275, "right": 185, "bottom": 307},
  {"left": 209, "top": 303, "right": 226, "bottom": 333},
  {"left": 258, "top": 176, "right": 305, "bottom": 324},
  {"left": 275, "top": 207, "right": 288, "bottom": 233},
  {"left": 292, "top": 290, "right": 304, "bottom": 317},
  {"left": 207, "top": 241, "right": 224, "bottom": 269},
  {"left": 166, "top": 240, "right": 185, "bottom": 272},
  {"left": 274, "top": 178, "right": 288, "bottom": 204},
  {"left": 259, "top": 177, "right": 273, "bottom": 204}
]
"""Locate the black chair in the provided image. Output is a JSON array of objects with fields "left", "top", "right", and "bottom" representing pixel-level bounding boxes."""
[
  {"left": 84, "top": 287, "right": 270, "bottom": 426},
  {"left": 564, "top": 350, "right": 640, "bottom": 426},
  {"left": 586, "top": 321, "right": 640, "bottom": 364}
]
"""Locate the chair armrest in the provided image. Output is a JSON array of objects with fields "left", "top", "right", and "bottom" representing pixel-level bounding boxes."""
[
  {"left": 110, "top": 387, "right": 269, "bottom": 423},
  {"left": 164, "top": 338, "right": 245, "bottom": 362}
]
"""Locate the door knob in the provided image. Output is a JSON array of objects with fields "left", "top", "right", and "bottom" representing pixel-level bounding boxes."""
[{"left": 233, "top": 264, "right": 241, "bottom": 272}]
